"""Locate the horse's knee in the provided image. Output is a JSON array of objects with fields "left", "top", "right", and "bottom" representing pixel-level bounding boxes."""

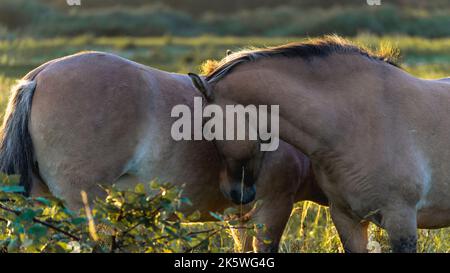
[{"left": 330, "top": 205, "right": 369, "bottom": 253}]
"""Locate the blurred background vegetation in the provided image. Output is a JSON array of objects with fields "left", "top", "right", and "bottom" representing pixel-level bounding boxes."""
[
  {"left": 0, "top": 0, "right": 449, "bottom": 252},
  {"left": 0, "top": 0, "right": 449, "bottom": 38}
]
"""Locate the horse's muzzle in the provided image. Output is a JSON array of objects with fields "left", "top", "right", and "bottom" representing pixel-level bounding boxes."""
[{"left": 229, "top": 185, "right": 256, "bottom": 205}]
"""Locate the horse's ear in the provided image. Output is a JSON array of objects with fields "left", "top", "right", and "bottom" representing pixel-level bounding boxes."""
[{"left": 188, "top": 73, "right": 213, "bottom": 100}]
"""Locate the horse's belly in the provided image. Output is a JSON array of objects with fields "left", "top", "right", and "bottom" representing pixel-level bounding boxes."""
[
  {"left": 416, "top": 176, "right": 450, "bottom": 229},
  {"left": 129, "top": 131, "right": 230, "bottom": 216},
  {"left": 417, "top": 208, "right": 450, "bottom": 229}
]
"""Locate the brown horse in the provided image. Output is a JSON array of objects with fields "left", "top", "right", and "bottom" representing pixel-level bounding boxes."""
[
  {"left": 0, "top": 51, "right": 327, "bottom": 252},
  {"left": 189, "top": 36, "right": 450, "bottom": 253}
]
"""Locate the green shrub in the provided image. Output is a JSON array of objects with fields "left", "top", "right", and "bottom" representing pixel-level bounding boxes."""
[
  {"left": 0, "top": 174, "right": 247, "bottom": 253},
  {"left": 1, "top": 1, "right": 449, "bottom": 38},
  {"left": 32, "top": 5, "right": 197, "bottom": 37},
  {"left": 0, "top": 0, "right": 52, "bottom": 30}
]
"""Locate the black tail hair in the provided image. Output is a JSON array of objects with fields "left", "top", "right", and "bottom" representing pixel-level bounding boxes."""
[{"left": 0, "top": 80, "right": 37, "bottom": 195}]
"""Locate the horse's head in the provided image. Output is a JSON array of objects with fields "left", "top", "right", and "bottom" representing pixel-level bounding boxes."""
[
  {"left": 189, "top": 73, "right": 267, "bottom": 205},
  {"left": 216, "top": 139, "right": 265, "bottom": 205}
]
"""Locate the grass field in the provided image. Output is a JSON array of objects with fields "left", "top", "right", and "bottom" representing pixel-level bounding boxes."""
[{"left": 0, "top": 35, "right": 449, "bottom": 252}]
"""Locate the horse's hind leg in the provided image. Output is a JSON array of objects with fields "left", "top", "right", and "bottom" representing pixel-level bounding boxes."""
[
  {"left": 40, "top": 166, "right": 118, "bottom": 211},
  {"left": 30, "top": 170, "right": 52, "bottom": 198},
  {"left": 53, "top": 177, "right": 107, "bottom": 211},
  {"left": 330, "top": 205, "right": 369, "bottom": 253},
  {"left": 381, "top": 206, "right": 417, "bottom": 253}
]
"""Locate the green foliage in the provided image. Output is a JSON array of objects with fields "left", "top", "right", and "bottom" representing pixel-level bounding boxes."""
[
  {"left": 0, "top": 0, "right": 52, "bottom": 31},
  {"left": 0, "top": 1, "right": 449, "bottom": 38},
  {"left": 32, "top": 5, "right": 198, "bottom": 37},
  {"left": 36, "top": 0, "right": 450, "bottom": 14},
  {"left": 0, "top": 175, "right": 249, "bottom": 253}
]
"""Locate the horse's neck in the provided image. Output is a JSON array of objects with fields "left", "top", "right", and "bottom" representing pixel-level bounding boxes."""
[
  {"left": 267, "top": 57, "right": 450, "bottom": 164},
  {"left": 225, "top": 56, "right": 412, "bottom": 155},
  {"left": 275, "top": 59, "right": 373, "bottom": 155}
]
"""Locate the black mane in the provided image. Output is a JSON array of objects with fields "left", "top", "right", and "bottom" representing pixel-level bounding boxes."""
[{"left": 205, "top": 35, "right": 399, "bottom": 83}]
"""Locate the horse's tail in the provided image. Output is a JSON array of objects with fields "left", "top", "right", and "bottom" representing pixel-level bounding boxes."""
[
  {"left": 0, "top": 59, "right": 54, "bottom": 196},
  {"left": 0, "top": 78, "right": 38, "bottom": 195}
]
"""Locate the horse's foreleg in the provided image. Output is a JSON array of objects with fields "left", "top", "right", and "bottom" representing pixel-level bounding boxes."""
[
  {"left": 250, "top": 200, "right": 293, "bottom": 253},
  {"left": 229, "top": 199, "right": 292, "bottom": 253},
  {"left": 382, "top": 206, "right": 417, "bottom": 253},
  {"left": 330, "top": 205, "right": 369, "bottom": 253}
]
